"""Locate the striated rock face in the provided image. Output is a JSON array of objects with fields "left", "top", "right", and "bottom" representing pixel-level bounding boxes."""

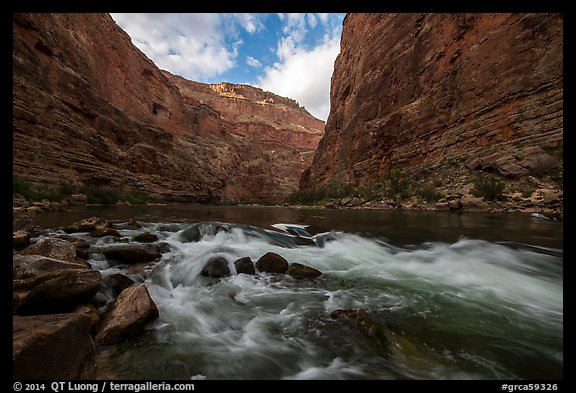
[
  {"left": 163, "top": 75, "right": 324, "bottom": 199},
  {"left": 302, "top": 13, "right": 562, "bottom": 188},
  {"left": 13, "top": 13, "right": 323, "bottom": 203}
]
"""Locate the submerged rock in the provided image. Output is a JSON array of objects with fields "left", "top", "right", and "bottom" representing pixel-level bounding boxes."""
[
  {"left": 234, "top": 257, "right": 256, "bottom": 275},
  {"left": 201, "top": 256, "right": 231, "bottom": 278},
  {"left": 179, "top": 222, "right": 231, "bottom": 243},
  {"left": 134, "top": 232, "right": 159, "bottom": 243},
  {"left": 329, "top": 309, "right": 389, "bottom": 349},
  {"left": 287, "top": 263, "right": 322, "bottom": 279},
  {"left": 255, "top": 252, "right": 289, "bottom": 274}
]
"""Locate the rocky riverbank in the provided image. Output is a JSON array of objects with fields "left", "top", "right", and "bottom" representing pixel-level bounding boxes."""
[
  {"left": 12, "top": 216, "right": 162, "bottom": 379},
  {"left": 12, "top": 214, "right": 327, "bottom": 379}
]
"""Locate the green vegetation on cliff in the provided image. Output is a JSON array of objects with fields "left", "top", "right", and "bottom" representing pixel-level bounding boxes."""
[{"left": 13, "top": 176, "right": 158, "bottom": 205}]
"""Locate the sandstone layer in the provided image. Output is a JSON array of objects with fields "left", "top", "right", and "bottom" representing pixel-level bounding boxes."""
[
  {"left": 13, "top": 13, "right": 323, "bottom": 203},
  {"left": 302, "top": 13, "right": 563, "bottom": 189}
]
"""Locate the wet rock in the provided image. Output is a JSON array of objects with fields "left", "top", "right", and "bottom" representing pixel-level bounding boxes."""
[
  {"left": 95, "top": 284, "right": 159, "bottom": 345},
  {"left": 255, "top": 252, "right": 289, "bottom": 274},
  {"left": 13, "top": 254, "right": 88, "bottom": 279},
  {"left": 179, "top": 222, "right": 231, "bottom": 242},
  {"left": 287, "top": 262, "right": 322, "bottom": 279},
  {"left": 13, "top": 230, "right": 31, "bottom": 251},
  {"left": 234, "top": 257, "right": 255, "bottom": 275},
  {"left": 64, "top": 216, "right": 109, "bottom": 233},
  {"left": 74, "top": 303, "right": 101, "bottom": 332},
  {"left": 13, "top": 312, "right": 96, "bottom": 379},
  {"left": 14, "top": 269, "right": 103, "bottom": 315},
  {"left": 55, "top": 235, "right": 91, "bottom": 260},
  {"left": 102, "top": 244, "right": 162, "bottom": 264},
  {"left": 155, "top": 241, "right": 172, "bottom": 254},
  {"left": 201, "top": 256, "right": 231, "bottom": 278},
  {"left": 21, "top": 237, "right": 83, "bottom": 264},
  {"left": 329, "top": 309, "right": 389, "bottom": 348},
  {"left": 103, "top": 273, "right": 135, "bottom": 297},
  {"left": 113, "top": 218, "right": 142, "bottom": 230},
  {"left": 135, "top": 232, "right": 158, "bottom": 243},
  {"left": 90, "top": 227, "right": 122, "bottom": 238}
]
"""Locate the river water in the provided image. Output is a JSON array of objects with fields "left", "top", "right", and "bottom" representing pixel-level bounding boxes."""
[{"left": 32, "top": 205, "right": 563, "bottom": 380}]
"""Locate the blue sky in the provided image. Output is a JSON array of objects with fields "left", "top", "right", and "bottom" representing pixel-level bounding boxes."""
[{"left": 111, "top": 13, "right": 346, "bottom": 121}]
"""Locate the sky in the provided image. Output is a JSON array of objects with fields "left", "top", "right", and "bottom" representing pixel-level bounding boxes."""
[{"left": 110, "top": 13, "right": 346, "bottom": 121}]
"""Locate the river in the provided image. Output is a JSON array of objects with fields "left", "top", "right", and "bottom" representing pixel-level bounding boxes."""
[{"left": 31, "top": 205, "right": 563, "bottom": 380}]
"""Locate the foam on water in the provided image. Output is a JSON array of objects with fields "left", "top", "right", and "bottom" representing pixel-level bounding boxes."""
[{"left": 53, "top": 219, "right": 559, "bottom": 379}]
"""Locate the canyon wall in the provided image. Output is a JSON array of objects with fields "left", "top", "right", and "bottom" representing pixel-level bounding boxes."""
[
  {"left": 13, "top": 13, "right": 323, "bottom": 203},
  {"left": 302, "top": 13, "right": 563, "bottom": 188}
]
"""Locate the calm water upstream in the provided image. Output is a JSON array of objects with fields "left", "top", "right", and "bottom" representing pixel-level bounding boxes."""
[{"left": 32, "top": 205, "right": 563, "bottom": 380}]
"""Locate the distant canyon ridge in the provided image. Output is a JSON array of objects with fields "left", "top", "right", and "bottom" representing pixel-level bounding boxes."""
[
  {"left": 13, "top": 13, "right": 323, "bottom": 203},
  {"left": 13, "top": 13, "right": 562, "bottom": 205}
]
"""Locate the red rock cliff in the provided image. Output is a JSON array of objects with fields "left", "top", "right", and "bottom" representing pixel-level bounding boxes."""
[
  {"left": 302, "top": 13, "right": 563, "bottom": 188},
  {"left": 13, "top": 13, "right": 323, "bottom": 203}
]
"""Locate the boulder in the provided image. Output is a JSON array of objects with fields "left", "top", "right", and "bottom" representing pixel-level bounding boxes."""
[
  {"left": 67, "top": 194, "right": 88, "bottom": 206},
  {"left": 134, "top": 232, "right": 159, "bottom": 243},
  {"left": 179, "top": 222, "right": 231, "bottom": 242},
  {"left": 55, "top": 234, "right": 91, "bottom": 259},
  {"left": 21, "top": 237, "right": 82, "bottom": 264},
  {"left": 234, "top": 257, "right": 255, "bottom": 275},
  {"left": 102, "top": 244, "right": 162, "bottom": 264},
  {"left": 255, "top": 252, "right": 289, "bottom": 274},
  {"left": 13, "top": 312, "right": 96, "bottom": 379},
  {"left": 200, "top": 256, "right": 231, "bottom": 278},
  {"left": 542, "top": 189, "right": 562, "bottom": 204},
  {"left": 13, "top": 230, "right": 31, "bottom": 251},
  {"left": 13, "top": 216, "right": 36, "bottom": 232},
  {"left": 13, "top": 254, "right": 89, "bottom": 279},
  {"left": 63, "top": 216, "right": 109, "bottom": 233},
  {"left": 95, "top": 284, "right": 159, "bottom": 345},
  {"left": 460, "top": 194, "right": 486, "bottom": 208},
  {"left": 90, "top": 227, "right": 122, "bottom": 238},
  {"left": 287, "top": 263, "right": 322, "bottom": 279},
  {"left": 103, "top": 273, "right": 135, "bottom": 297},
  {"left": 14, "top": 269, "right": 103, "bottom": 315},
  {"left": 113, "top": 218, "right": 142, "bottom": 230}
]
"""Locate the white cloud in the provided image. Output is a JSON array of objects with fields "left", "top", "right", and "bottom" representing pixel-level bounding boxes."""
[
  {"left": 258, "top": 14, "right": 344, "bottom": 121},
  {"left": 306, "top": 13, "right": 318, "bottom": 28},
  {"left": 110, "top": 13, "right": 345, "bottom": 121},
  {"left": 246, "top": 56, "right": 262, "bottom": 68},
  {"left": 258, "top": 34, "right": 341, "bottom": 121},
  {"left": 232, "top": 13, "right": 264, "bottom": 34},
  {"left": 110, "top": 13, "right": 261, "bottom": 82}
]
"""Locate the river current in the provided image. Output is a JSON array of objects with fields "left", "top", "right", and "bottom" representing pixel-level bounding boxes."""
[{"left": 32, "top": 205, "right": 563, "bottom": 380}]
